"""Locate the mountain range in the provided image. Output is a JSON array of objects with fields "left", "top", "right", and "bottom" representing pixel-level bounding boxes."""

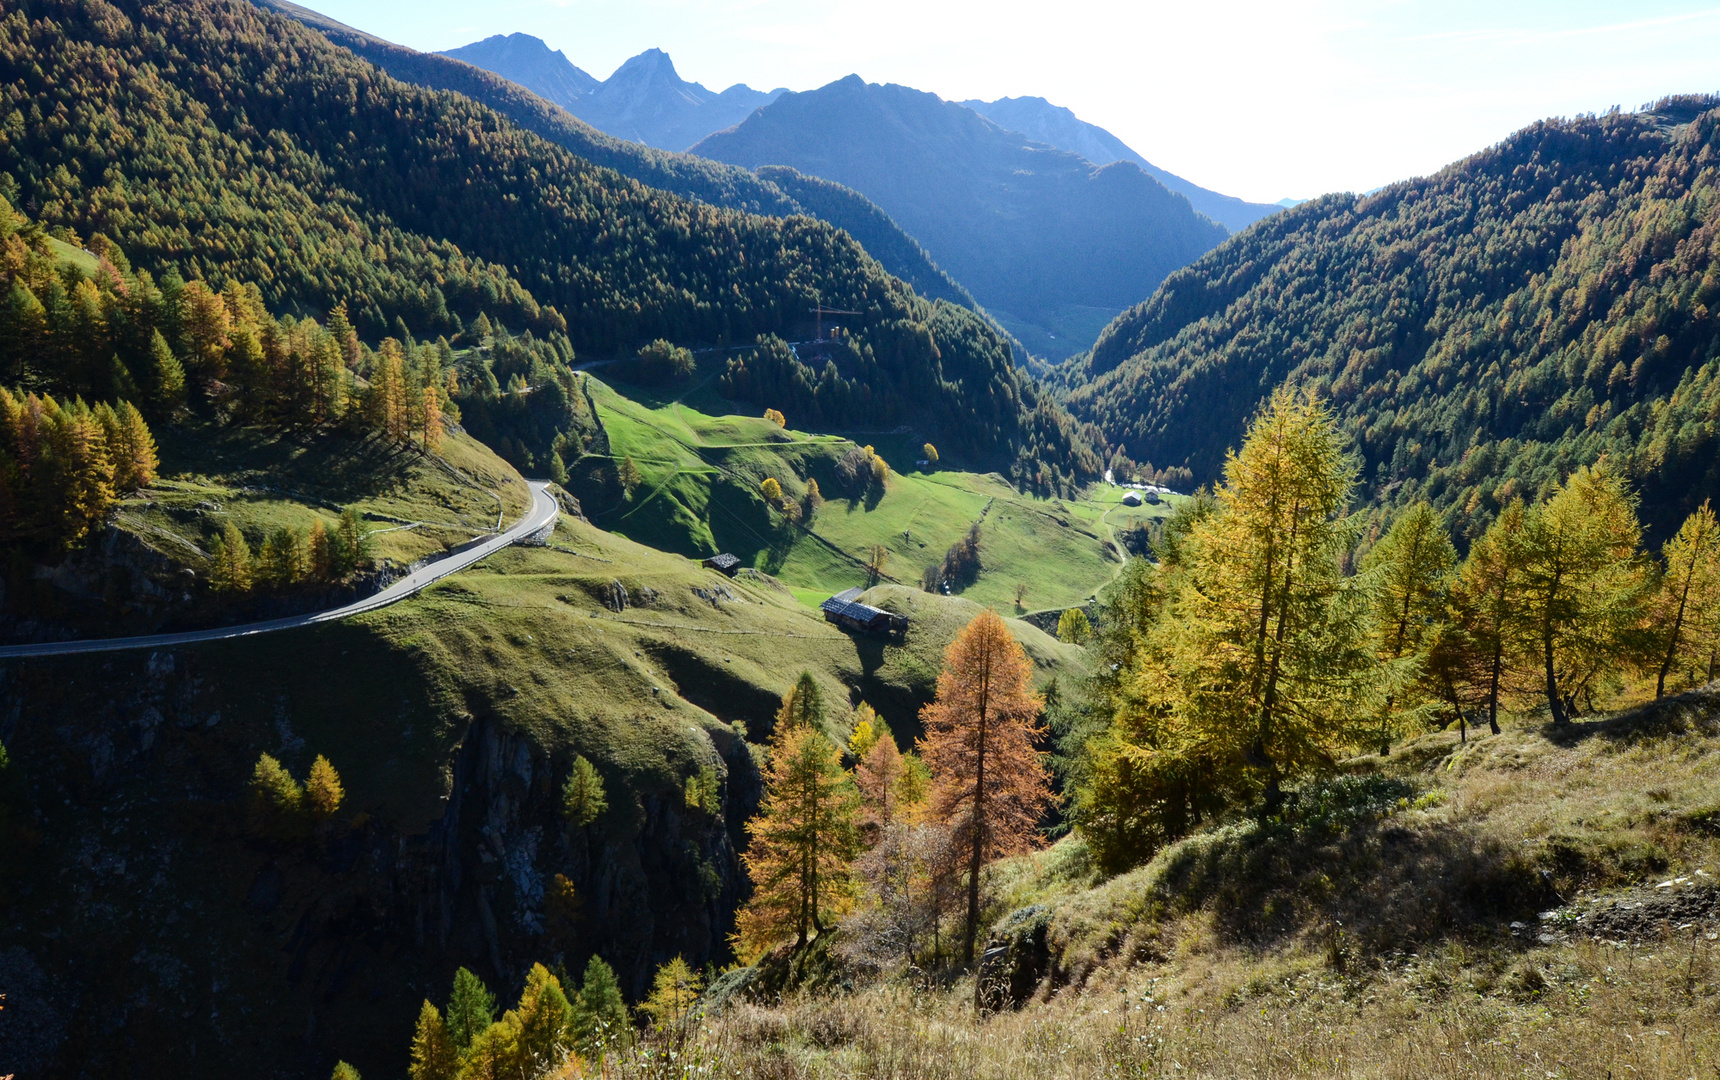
[
  {"left": 255, "top": 1, "right": 982, "bottom": 317},
  {"left": 959, "top": 96, "right": 1281, "bottom": 233},
  {"left": 440, "top": 34, "right": 783, "bottom": 152},
  {"left": 436, "top": 32, "right": 1276, "bottom": 357},
  {"left": 692, "top": 76, "right": 1230, "bottom": 359}
]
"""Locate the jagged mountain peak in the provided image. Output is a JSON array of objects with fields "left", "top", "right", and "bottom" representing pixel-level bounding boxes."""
[{"left": 444, "top": 39, "right": 781, "bottom": 150}]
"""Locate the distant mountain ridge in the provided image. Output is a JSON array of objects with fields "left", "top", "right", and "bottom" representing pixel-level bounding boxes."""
[
  {"left": 692, "top": 75, "right": 1229, "bottom": 359},
  {"left": 441, "top": 34, "right": 782, "bottom": 151},
  {"left": 440, "top": 31, "right": 599, "bottom": 104},
  {"left": 960, "top": 96, "right": 1281, "bottom": 234}
]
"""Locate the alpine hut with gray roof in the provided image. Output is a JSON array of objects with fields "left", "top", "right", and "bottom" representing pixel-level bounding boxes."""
[{"left": 820, "top": 588, "right": 909, "bottom": 639}]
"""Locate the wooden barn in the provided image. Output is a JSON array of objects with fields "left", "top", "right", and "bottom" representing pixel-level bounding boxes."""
[
  {"left": 702, "top": 553, "right": 741, "bottom": 576},
  {"left": 820, "top": 588, "right": 909, "bottom": 639}
]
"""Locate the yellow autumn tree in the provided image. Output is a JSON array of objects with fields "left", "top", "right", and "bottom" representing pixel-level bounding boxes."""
[
  {"left": 734, "top": 722, "right": 861, "bottom": 956},
  {"left": 407, "top": 1001, "right": 458, "bottom": 1080},
  {"left": 1512, "top": 460, "right": 1649, "bottom": 723},
  {"left": 1362, "top": 500, "right": 1456, "bottom": 752},
  {"left": 1076, "top": 391, "right": 1383, "bottom": 874},
  {"left": 1651, "top": 501, "right": 1720, "bottom": 697},
  {"left": 306, "top": 754, "right": 344, "bottom": 819}
]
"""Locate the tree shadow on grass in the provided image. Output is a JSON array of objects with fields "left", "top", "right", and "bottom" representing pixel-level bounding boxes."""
[
  {"left": 157, "top": 422, "right": 426, "bottom": 506},
  {"left": 1540, "top": 685, "right": 1720, "bottom": 752},
  {"left": 1147, "top": 779, "right": 1552, "bottom": 955}
]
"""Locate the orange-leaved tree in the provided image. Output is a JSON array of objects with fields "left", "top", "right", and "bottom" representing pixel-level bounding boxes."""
[
  {"left": 919, "top": 609, "right": 1051, "bottom": 966},
  {"left": 733, "top": 718, "right": 860, "bottom": 956}
]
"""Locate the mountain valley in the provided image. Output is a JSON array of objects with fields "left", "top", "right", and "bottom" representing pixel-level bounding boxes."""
[{"left": 3, "top": 3, "right": 1720, "bottom": 1079}]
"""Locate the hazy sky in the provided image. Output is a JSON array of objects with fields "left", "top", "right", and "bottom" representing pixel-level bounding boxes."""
[{"left": 306, "top": 0, "right": 1720, "bottom": 203}]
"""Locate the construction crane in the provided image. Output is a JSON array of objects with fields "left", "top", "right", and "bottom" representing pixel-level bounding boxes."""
[{"left": 808, "top": 304, "right": 862, "bottom": 350}]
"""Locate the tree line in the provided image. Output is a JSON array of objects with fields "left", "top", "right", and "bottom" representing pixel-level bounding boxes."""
[
  {"left": 0, "top": 193, "right": 478, "bottom": 565},
  {"left": 1070, "top": 390, "right": 1720, "bottom": 873},
  {"left": 0, "top": 386, "right": 156, "bottom": 551}
]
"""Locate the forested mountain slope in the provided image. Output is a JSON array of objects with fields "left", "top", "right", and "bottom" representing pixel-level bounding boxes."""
[
  {"left": 691, "top": 75, "right": 1229, "bottom": 360},
  {"left": 961, "top": 95, "right": 1281, "bottom": 233},
  {"left": 253, "top": 5, "right": 987, "bottom": 315},
  {"left": 1061, "top": 97, "right": 1720, "bottom": 540},
  {"left": 0, "top": 0, "right": 1092, "bottom": 480}
]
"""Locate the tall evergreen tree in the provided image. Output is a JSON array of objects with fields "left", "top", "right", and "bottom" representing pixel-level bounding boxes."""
[
  {"left": 561, "top": 755, "right": 608, "bottom": 828},
  {"left": 444, "top": 967, "right": 497, "bottom": 1053},
  {"left": 146, "top": 329, "right": 185, "bottom": 409},
  {"left": 774, "top": 671, "right": 827, "bottom": 736},
  {"left": 208, "top": 520, "right": 253, "bottom": 593},
  {"left": 571, "top": 956, "right": 627, "bottom": 1060}
]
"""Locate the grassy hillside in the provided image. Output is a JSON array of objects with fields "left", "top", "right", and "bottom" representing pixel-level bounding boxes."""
[
  {"left": 1060, "top": 96, "right": 1720, "bottom": 542},
  {"left": 672, "top": 688, "right": 1720, "bottom": 1078},
  {"left": 9, "top": 413, "right": 530, "bottom": 640},
  {"left": 571, "top": 369, "right": 1174, "bottom": 614},
  {"left": 0, "top": 504, "right": 1085, "bottom": 1077}
]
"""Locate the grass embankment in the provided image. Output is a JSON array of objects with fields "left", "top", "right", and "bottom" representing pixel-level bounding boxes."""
[
  {"left": 122, "top": 420, "right": 531, "bottom": 571},
  {"left": 646, "top": 689, "right": 1720, "bottom": 1079},
  {"left": 578, "top": 371, "right": 1175, "bottom": 613}
]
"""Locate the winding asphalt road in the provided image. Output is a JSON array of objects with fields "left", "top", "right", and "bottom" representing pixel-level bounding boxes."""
[{"left": 0, "top": 481, "right": 559, "bottom": 660}]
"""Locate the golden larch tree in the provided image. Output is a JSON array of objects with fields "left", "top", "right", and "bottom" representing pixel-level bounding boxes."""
[
  {"left": 919, "top": 608, "right": 1051, "bottom": 965},
  {"left": 1151, "top": 389, "right": 1377, "bottom": 807},
  {"left": 1652, "top": 501, "right": 1720, "bottom": 697},
  {"left": 1514, "top": 460, "right": 1648, "bottom": 723},
  {"left": 1362, "top": 500, "right": 1456, "bottom": 753},
  {"left": 734, "top": 723, "right": 860, "bottom": 955}
]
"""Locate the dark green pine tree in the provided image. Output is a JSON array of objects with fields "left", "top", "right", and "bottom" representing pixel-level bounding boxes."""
[
  {"left": 572, "top": 956, "right": 628, "bottom": 1058},
  {"left": 444, "top": 966, "right": 496, "bottom": 1052}
]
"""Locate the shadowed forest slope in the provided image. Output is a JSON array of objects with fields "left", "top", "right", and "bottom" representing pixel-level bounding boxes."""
[
  {"left": 692, "top": 75, "right": 1228, "bottom": 359},
  {"left": 252, "top": 2, "right": 980, "bottom": 312}
]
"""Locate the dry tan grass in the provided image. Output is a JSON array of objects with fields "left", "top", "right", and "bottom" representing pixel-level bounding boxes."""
[
  {"left": 592, "top": 931, "right": 1720, "bottom": 1079},
  {"left": 583, "top": 689, "right": 1720, "bottom": 1078}
]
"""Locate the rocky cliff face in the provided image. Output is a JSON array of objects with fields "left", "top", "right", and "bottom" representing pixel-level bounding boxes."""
[{"left": 0, "top": 637, "right": 760, "bottom": 1079}]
